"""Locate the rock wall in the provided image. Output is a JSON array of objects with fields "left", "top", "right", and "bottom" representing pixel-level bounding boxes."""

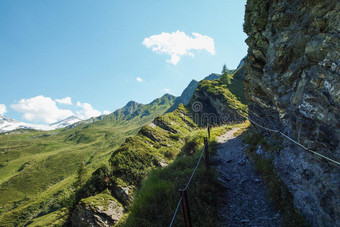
[{"left": 244, "top": 0, "right": 340, "bottom": 225}]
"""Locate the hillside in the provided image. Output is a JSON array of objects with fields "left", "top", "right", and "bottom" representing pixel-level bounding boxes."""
[
  {"left": 0, "top": 94, "right": 176, "bottom": 226},
  {"left": 0, "top": 64, "right": 247, "bottom": 226},
  {"left": 103, "top": 94, "right": 176, "bottom": 124},
  {"left": 67, "top": 68, "right": 247, "bottom": 225},
  {"left": 190, "top": 67, "right": 248, "bottom": 126},
  {"left": 69, "top": 104, "right": 199, "bottom": 225},
  {"left": 166, "top": 73, "right": 222, "bottom": 113}
]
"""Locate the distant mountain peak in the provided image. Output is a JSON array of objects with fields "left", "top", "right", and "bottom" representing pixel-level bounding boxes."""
[
  {"left": 0, "top": 116, "right": 54, "bottom": 133},
  {"left": 0, "top": 115, "right": 83, "bottom": 133},
  {"left": 125, "top": 100, "right": 139, "bottom": 107},
  {"left": 49, "top": 115, "right": 81, "bottom": 128}
]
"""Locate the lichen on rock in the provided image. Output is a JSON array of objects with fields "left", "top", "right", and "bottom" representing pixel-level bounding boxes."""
[
  {"left": 72, "top": 190, "right": 124, "bottom": 227},
  {"left": 244, "top": 0, "right": 340, "bottom": 225}
]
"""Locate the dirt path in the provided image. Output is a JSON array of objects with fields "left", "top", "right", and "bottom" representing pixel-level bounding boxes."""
[{"left": 212, "top": 128, "right": 281, "bottom": 226}]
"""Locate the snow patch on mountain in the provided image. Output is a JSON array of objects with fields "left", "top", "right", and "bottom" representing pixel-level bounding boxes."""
[
  {"left": 49, "top": 116, "right": 81, "bottom": 129},
  {"left": 0, "top": 115, "right": 82, "bottom": 133}
]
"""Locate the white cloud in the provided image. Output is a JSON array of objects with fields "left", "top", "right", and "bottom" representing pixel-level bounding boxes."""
[
  {"left": 11, "top": 95, "right": 74, "bottom": 124},
  {"left": 76, "top": 102, "right": 101, "bottom": 120},
  {"left": 103, "top": 110, "right": 111, "bottom": 115},
  {"left": 143, "top": 31, "right": 215, "bottom": 65},
  {"left": 136, "top": 77, "right": 143, "bottom": 82},
  {"left": 0, "top": 104, "right": 7, "bottom": 116},
  {"left": 163, "top": 88, "right": 172, "bottom": 93},
  {"left": 55, "top": 97, "right": 72, "bottom": 105}
]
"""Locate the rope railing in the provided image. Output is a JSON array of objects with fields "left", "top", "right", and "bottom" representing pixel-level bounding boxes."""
[
  {"left": 183, "top": 143, "right": 207, "bottom": 191},
  {"left": 248, "top": 116, "right": 340, "bottom": 166},
  {"left": 169, "top": 125, "right": 211, "bottom": 227},
  {"left": 169, "top": 194, "right": 184, "bottom": 227},
  {"left": 170, "top": 115, "right": 339, "bottom": 226}
]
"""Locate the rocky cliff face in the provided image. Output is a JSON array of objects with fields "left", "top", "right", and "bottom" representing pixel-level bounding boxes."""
[{"left": 244, "top": 0, "right": 340, "bottom": 225}]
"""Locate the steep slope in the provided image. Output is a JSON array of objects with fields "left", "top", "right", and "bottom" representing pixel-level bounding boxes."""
[
  {"left": 244, "top": 0, "right": 339, "bottom": 225},
  {"left": 109, "top": 104, "right": 197, "bottom": 187},
  {"left": 190, "top": 70, "right": 247, "bottom": 126},
  {"left": 70, "top": 68, "right": 248, "bottom": 225},
  {"left": 101, "top": 94, "right": 176, "bottom": 124},
  {"left": 0, "top": 94, "right": 176, "bottom": 226},
  {"left": 166, "top": 73, "right": 222, "bottom": 113},
  {"left": 71, "top": 104, "right": 198, "bottom": 225}
]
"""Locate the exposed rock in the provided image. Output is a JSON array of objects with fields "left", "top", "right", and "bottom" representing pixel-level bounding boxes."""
[
  {"left": 111, "top": 185, "right": 133, "bottom": 206},
  {"left": 190, "top": 74, "right": 247, "bottom": 126},
  {"left": 244, "top": 0, "right": 340, "bottom": 225},
  {"left": 166, "top": 74, "right": 221, "bottom": 113},
  {"left": 72, "top": 191, "right": 124, "bottom": 227}
]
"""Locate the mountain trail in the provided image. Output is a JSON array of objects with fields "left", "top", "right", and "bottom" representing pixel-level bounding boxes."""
[{"left": 212, "top": 127, "right": 281, "bottom": 226}]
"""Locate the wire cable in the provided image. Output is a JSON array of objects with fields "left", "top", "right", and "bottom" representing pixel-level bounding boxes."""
[
  {"left": 169, "top": 194, "right": 184, "bottom": 227},
  {"left": 184, "top": 143, "right": 206, "bottom": 191},
  {"left": 169, "top": 129, "right": 209, "bottom": 226},
  {"left": 248, "top": 117, "right": 340, "bottom": 166}
]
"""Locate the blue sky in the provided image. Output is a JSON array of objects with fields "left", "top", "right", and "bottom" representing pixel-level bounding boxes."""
[{"left": 0, "top": 0, "right": 247, "bottom": 124}]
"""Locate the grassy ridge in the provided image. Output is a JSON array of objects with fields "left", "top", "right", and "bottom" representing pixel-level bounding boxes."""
[
  {"left": 121, "top": 123, "right": 246, "bottom": 226},
  {"left": 109, "top": 104, "right": 198, "bottom": 190},
  {"left": 0, "top": 124, "right": 133, "bottom": 226},
  {"left": 189, "top": 73, "right": 248, "bottom": 126},
  {"left": 197, "top": 79, "right": 247, "bottom": 118},
  {"left": 0, "top": 95, "right": 176, "bottom": 226},
  {"left": 118, "top": 71, "right": 248, "bottom": 225},
  {"left": 54, "top": 104, "right": 202, "bottom": 226},
  {"left": 0, "top": 72, "right": 248, "bottom": 225}
]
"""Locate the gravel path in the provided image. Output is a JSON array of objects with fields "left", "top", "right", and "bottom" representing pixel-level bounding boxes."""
[{"left": 212, "top": 128, "right": 281, "bottom": 226}]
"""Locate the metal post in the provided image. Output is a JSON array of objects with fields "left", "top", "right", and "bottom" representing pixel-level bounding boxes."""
[
  {"left": 204, "top": 137, "right": 210, "bottom": 170},
  {"left": 207, "top": 124, "right": 211, "bottom": 138},
  {"left": 179, "top": 189, "right": 192, "bottom": 227}
]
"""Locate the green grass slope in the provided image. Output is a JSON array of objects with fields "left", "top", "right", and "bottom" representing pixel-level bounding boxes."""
[
  {"left": 0, "top": 94, "right": 176, "bottom": 226},
  {"left": 109, "top": 104, "right": 198, "bottom": 191},
  {"left": 189, "top": 71, "right": 248, "bottom": 126},
  {"left": 57, "top": 104, "right": 200, "bottom": 226},
  {"left": 68, "top": 70, "right": 249, "bottom": 226}
]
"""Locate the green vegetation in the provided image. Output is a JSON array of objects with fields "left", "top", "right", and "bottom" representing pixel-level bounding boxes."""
[
  {"left": 0, "top": 75, "right": 248, "bottom": 226},
  {"left": 121, "top": 124, "right": 237, "bottom": 226},
  {"left": 242, "top": 127, "right": 307, "bottom": 226},
  {"left": 27, "top": 208, "right": 69, "bottom": 227},
  {"left": 227, "top": 65, "right": 247, "bottom": 104},
  {"left": 221, "top": 64, "right": 231, "bottom": 85},
  {"left": 79, "top": 189, "right": 122, "bottom": 212},
  {"left": 194, "top": 75, "right": 248, "bottom": 123},
  {"left": 109, "top": 104, "right": 197, "bottom": 189},
  {"left": 74, "top": 162, "right": 86, "bottom": 189},
  {"left": 0, "top": 94, "right": 176, "bottom": 226}
]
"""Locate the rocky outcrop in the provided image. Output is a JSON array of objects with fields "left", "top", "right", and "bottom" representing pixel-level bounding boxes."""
[
  {"left": 72, "top": 191, "right": 124, "bottom": 227},
  {"left": 167, "top": 73, "right": 223, "bottom": 113},
  {"left": 244, "top": 0, "right": 340, "bottom": 225},
  {"left": 190, "top": 74, "right": 247, "bottom": 126}
]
